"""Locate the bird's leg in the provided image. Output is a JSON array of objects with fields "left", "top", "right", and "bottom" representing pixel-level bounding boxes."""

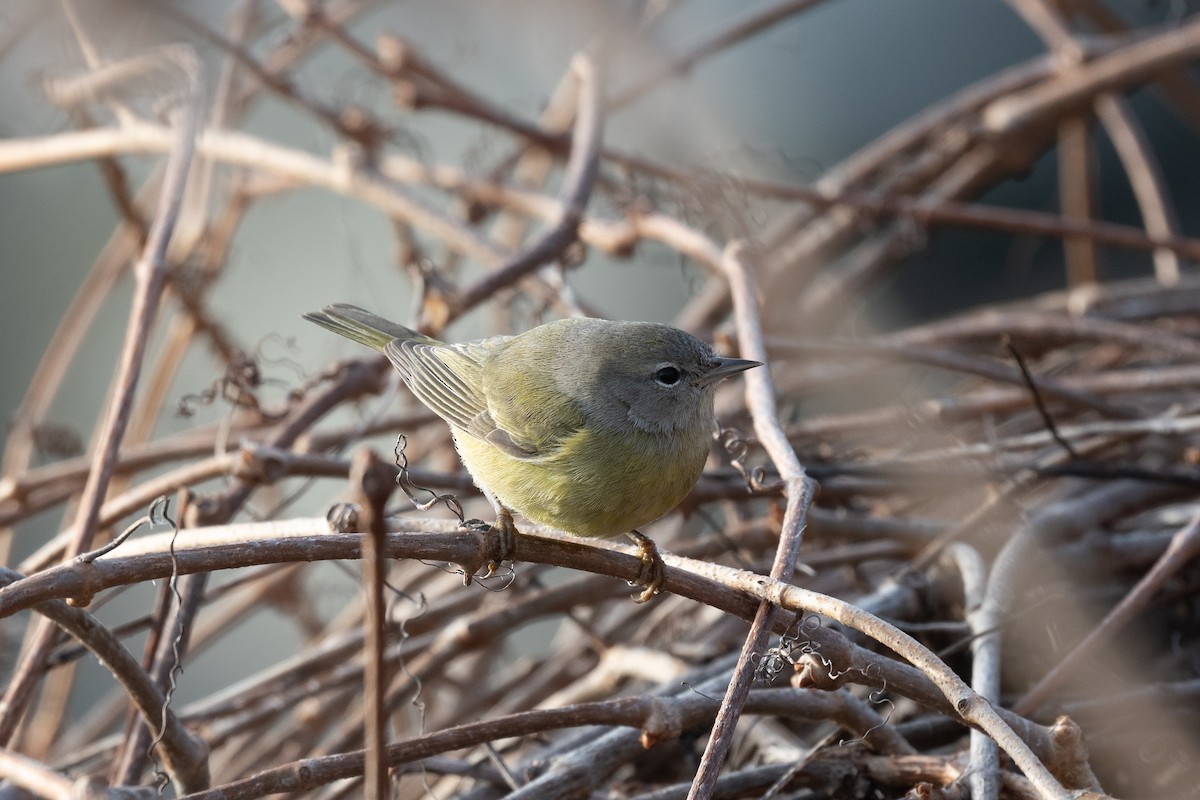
[
  {"left": 460, "top": 508, "right": 517, "bottom": 578},
  {"left": 625, "top": 530, "right": 665, "bottom": 603},
  {"left": 488, "top": 507, "right": 518, "bottom": 576}
]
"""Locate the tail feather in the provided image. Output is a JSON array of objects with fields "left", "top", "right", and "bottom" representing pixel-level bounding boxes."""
[{"left": 303, "top": 304, "right": 428, "bottom": 352}]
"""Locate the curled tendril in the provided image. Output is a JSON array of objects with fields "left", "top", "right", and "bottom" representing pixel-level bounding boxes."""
[
  {"left": 718, "top": 426, "right": 779, "bottom": 493},
  {"left": 837, "top": 662, "right": 896, "bottom": 748},
  {"left": 756, "top": 614, "right": 811, "bottom": 684},
  {"left": 751, "top": 650, "right": 788, "bottom": 685},
  {"left": 393, "top": 434, "right": 465, "bottom": 523},
  {"left": 176, "top": 350, "right": 283, "bottom": 421},
  {"left": 719, "top": 426, "right": 754, "bottom": 487},
  {"left": 255, "top": 333, "right": 306, "bottom": 378},
  {"left": 76, "top": 495, "right": 174, "bottom": 564},
  {"left": 176, "top": 335, "right": 309, "bottom": 421},
  {"left": 756, "top": 614, "right": 847, "bottom": 686},
  {"left": 415, "top": 559, "right": 517, "bottom": 592},
  {"left": 720, "top": 426, "right": 750, "bottom": 462},
  {"left": 147, "top": 495, "right": 173, "bottom": 527},
  {"left": 148, "top": 498, "right": 181, "bottom": 797}
]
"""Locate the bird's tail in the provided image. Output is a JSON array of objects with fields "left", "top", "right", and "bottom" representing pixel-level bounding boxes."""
[{"left": 302, "top": 304, "right": 430, "bottom": 352}]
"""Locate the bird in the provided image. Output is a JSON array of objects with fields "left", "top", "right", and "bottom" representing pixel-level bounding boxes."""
[{"left": 304, "top": 303, "right": 759, "bottom": 601}]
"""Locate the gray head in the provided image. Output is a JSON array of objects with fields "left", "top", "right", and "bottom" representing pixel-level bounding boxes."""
[{"left": 535, "top": 318, "right": 760, "bottom": 435}]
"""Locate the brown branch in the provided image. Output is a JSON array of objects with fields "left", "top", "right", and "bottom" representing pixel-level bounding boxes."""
[
  {"left": 349, "top": 450, "right": 395, "bottom": 799},
  {"left": 1058, "top": 113, "right": 1099, "bottom": 287},
  {"left": 8, "top": 121, "right": 1200, "bottom": 274},
  {"left": 1094, "top": 93, "right": 1182, "bottom": 284},
  {"left": 0, "top": 409, "right": 441, "bottom": 529},
  {"left": 984, "top": 18, "right": 1200, "bottom": 134},
  {"left": 0, "top": 46, "right": 202, "bottom": 748},
  {"left": 689, "top": 244, "right": 817, "bottom": 798},
  {"left": 0, "top": 747, "right": 76, "bottom": 800},
  {"left": 0, "top": 518, "right": 1076, "bottom": 766},
  {"left": 176, "top": 688, "right": 892, "bottom": 800},
  {"left": 742, "top": 178, "right": 1200, "bottom": 260},
  {"left": 1015, "top": 505, "right": 1200, "bottom": 716},
  {"left": 0, "top": 568, "right": 209, "bottom": 793},
  {"left": 442, "top": 53, "right": 604, "bottom": 326}
]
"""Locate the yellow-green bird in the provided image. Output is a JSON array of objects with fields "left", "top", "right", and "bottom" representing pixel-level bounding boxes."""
[{"left": 304, "top": 304, "right": 759, "bottom": 600}]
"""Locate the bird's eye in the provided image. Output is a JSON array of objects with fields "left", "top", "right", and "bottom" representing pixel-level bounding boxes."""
[{"left": 655, "top": 366, "right": 682, "bottom": 386}]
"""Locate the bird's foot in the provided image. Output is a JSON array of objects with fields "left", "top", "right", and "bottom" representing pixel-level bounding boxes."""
[
  {"left": 489, "top": 508, "right": 518, "bottom": 576},
  {"left": 625, "top": 530, "right": 665, "bottom": 603},
  {"left": 463, "top": 509, "right": 517, "bottom": 578},
  {"left": 325, "top": 503, "right": 360, "bottom": 533}
]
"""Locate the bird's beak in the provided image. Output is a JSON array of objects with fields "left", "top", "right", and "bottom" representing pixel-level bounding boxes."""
[{"left": 699, "top": 356, "right": 761, "bottom": 386}]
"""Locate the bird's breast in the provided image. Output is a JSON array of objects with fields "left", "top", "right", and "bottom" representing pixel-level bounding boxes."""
[{"left": 453, "top": 423, "right": 711, "bottom": 538}]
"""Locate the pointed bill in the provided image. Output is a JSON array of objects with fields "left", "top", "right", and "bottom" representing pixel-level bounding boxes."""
[{"left": 698, "top": 356, "right": 761, "bottom": 386}]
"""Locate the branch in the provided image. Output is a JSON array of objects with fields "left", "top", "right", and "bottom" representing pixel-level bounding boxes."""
[
  {"left": 444, "top": 52, "right": 604, "bottom": 324},
  {"left": 984, "top": 18, "right": 1200, "bottom": 133},
  {"left": 688, "top": 244, "right": 817, "bottom": 798},
  {"left": 0, "top": 568, "right": 209, "bottom": 793},
  {"left": 0, "top": 45, "right": 202, "bottom": 748}
]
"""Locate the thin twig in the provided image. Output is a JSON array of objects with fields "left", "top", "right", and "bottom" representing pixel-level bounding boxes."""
[
  {"left": 1015, "top": 505, "right": 1200, "bottom": 716},
  {"left": 445, "top": 53, "right": 604, "bottom": 324},
  {"left": 350, "top": 449, "right": 396, "bottom": 799},
  {"left": 0, "top": 46, "right": 202, "bottom": 747},
  {"left": 984, "top": 18, "right": 1200, "bottom": 133},
  {"left": 1005, "top": 338, "right": 1081, "bottom": 460},
  {"left": 688, "top": 244, "right": 816, "bottom": 799},
  {"left": 0, "top": 567, "right": 210, "bottom": 793}
]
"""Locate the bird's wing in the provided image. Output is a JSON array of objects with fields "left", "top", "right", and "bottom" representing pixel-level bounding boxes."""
[
  {"left": 478, "top": 352, "right": 587, "bottom": 461},
  {"left": 385, "top": 338, "right": 579, "bottom": 460},
  {"left": 385, "top": 339, "right": 487, "bottom": 433}
]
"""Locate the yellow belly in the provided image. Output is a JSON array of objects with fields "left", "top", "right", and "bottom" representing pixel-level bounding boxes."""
[{"left": 453, "top": 424, "right": 709, "bottom": 538}]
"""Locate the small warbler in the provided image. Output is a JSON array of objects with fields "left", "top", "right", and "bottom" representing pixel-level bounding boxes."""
[{"left": 304, "top": 304, "right": 759, "bottom": 600}]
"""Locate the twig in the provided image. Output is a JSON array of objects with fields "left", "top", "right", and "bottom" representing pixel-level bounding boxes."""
[
  {"left": 1094, "top": 93, "right": 1182, "bottom": 285},
  {"left": 349, "top": 449, "right": 396, "bottom": 799},
  {"left": 705, "top": 564, "right": 1076, "bottom": 799},
  {"left": 946, "top": 543, "right": 1001, "bottom": 800},
  {"left": 8, "top": 120, "right": 1200, "bottom": 272},
  {"left": 445, "top": 53, "right": 604, "bottom": 325},
  {"left": 0, "top": 567, "right": 209, "bottom": 793},
  {"left": 1005, "top": 338, "right": 1080, "bottom": 460},
  {"left": 63, "top": 46, "right": 201, "bottom": 558},
  {"left": 1057, "top": 113, "right": 1099, "bottom": 287},
  {"left": 0, "top": 747, "right": 78, "bottom": 800},
  {"left": 1014, "top": 505, "right": 1200, "bottom": 716},
  {"left": 984, "top": 18, "right": 1200, "bottom": 133},
  {"left": 688, "top": 244, "right": 816, "bottom": 798},
  {"left": 175, "top": 688, "right": 893, "bottom": 800},
  {"left": 0, "top": 45, "right": 202, "bottom": 747},
  {"left": 0, "top": 518, "right": 1072, "bottom": 761},
  {"left": 607, "top": 0, "right": 828, "bottom": 110}
]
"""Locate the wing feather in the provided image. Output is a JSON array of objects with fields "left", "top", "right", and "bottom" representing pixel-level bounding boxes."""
[
  {"left": 385, "top": 335, "right": 586, "bottom": 461},
  {"left": 385, "top": 340, "right": 484, "bottom": 431}
]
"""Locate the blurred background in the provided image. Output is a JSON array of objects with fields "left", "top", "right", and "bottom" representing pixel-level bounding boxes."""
[
  {"left": 3, "top": 1, "right": 1200, "bottom": 797},
  {"left": 8, "top": 0, "right": 1197, "bottom": 459}
]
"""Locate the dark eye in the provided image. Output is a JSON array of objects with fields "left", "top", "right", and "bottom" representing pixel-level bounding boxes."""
[{"left": 655, "top": 366, "right": 681, "bottom": 386}]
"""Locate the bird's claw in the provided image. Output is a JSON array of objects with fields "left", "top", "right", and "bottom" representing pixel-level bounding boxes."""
[
  {"left": 462, "top": 510, "right": 517, "bottom": 578},
  {"left": 626, "top": 530, "right": 665, "bottom": 603}
]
